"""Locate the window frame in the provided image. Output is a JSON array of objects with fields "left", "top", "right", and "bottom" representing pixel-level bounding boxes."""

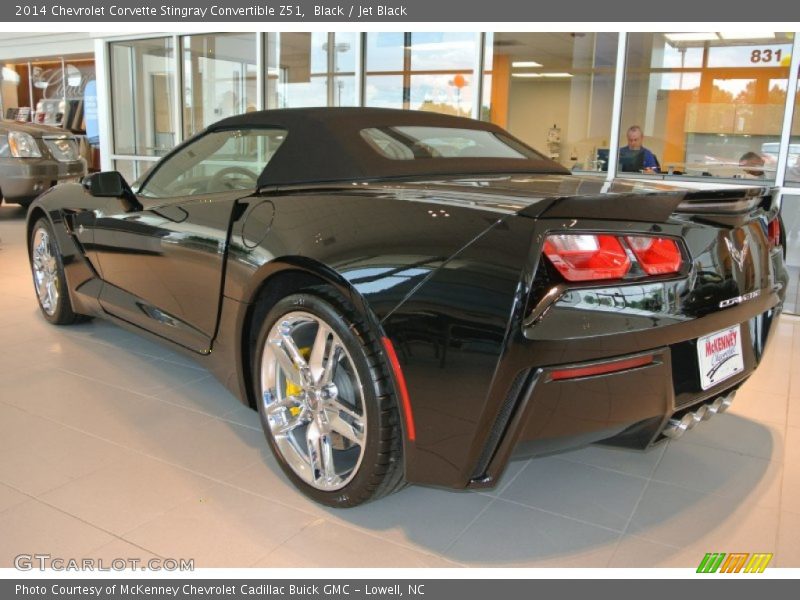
[{"left": 616, "top": 32, "right": 797, "bottom": 185}]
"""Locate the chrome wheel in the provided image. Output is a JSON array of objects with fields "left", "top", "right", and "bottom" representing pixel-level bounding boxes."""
[
  {"left": 260, "top": 311, "right": 367, "bottom": 491},
  {"left": 31, "top": 227, "right": 59, "bottom": 316}
]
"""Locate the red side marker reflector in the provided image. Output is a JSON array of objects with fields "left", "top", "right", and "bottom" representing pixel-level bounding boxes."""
[
  {"left": 767, "top": 218, "right": 781, "bottom": 248},
  {"left": 549, "top": 355, "right": 655, "bottom": 381},
  {"left": 382, "top": 337, "right": 416, "bottom": 442}
]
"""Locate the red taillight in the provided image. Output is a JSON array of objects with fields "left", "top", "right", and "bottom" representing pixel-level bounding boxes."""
[
  {"left": 767, "top": 218, "right": 781, "bottom": 248},
  {"left": 543, "top": 234, "right": 630, "bottom": 281},
  {"left": 625, "top": 236, "right": 682, "bottom": 275}
]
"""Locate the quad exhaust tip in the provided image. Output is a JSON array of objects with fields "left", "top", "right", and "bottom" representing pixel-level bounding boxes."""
[{"left": 662, "top": 392, "right": 735, "bottom": 439}]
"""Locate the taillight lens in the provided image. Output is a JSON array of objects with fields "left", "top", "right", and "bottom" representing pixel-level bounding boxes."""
[
  {"left": 625, "top": 236, "right": 683, "bottom": 275},
  {"left": 543, "top": 234, "right": 630, "bottom": 281},
  {"left": 767, "top": 218, "right": 781, "bottom": 248}
]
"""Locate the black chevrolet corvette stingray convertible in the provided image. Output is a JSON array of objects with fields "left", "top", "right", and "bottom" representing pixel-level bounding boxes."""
[{"left": 26, "top": 108, "right": 787, "bottom": 507}]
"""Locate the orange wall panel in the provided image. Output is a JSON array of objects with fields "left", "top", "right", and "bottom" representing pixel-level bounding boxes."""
[{"left": 489, "top": 54, "right": 510, "bottom": 128}]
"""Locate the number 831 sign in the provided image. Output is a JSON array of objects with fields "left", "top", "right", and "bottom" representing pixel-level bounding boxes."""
[{"left": 750, "top": 48, "right": 784, "bottom": 64}]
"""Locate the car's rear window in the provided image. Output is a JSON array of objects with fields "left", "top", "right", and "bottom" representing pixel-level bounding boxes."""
[{"left": 360, "top": 126, "right": 546, "bottom": 161}]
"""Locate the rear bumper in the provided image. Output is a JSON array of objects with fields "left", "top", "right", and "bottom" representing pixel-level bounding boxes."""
[{"left": 467, "top": 294, "right": 783, "bottom": 489}]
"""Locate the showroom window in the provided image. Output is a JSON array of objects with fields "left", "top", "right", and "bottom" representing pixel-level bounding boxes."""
[
  {"left": 266, "top": 32, "right": 358, "bottom": 108},
  {"left": 182, "top": 33, "right": 258, "bottom": 138},
  {"left": 0, "top": 58, "right": 94, "bottom": 128},
  {"left": 620, "top": 32, "right": 794, "bottom": 179},
  {"left": 365, "top": 32, "right": 477, "bottom": 116},
  {"left": 110, "top": 37, "right": 177, "bottom": 157},
  {"left": 0, "top": 55, "right": 99, "bottom": 169},
  {"left": 482, "top": 33, "right": 619, "bottom": 171},
  {"left": 782, "top": 193, "right": 800, "bottom": 315},
  {"left": 785, "top": 76, "right": 800, "bottom": 185},
  {"left": 782, "top": 66, "right": 800, "bottom": 314},
  {"left": 113, "top": 158, "right": 156, "bottom": 185}
]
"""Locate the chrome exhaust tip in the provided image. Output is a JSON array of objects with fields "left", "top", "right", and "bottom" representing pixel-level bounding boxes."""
[
  {"left": 663, "top": 412, "right": 696, "bottom": 439},
  {"left": 694, "top": 404, "right": 710, "bottom": 422},
  {"left": 662, "top": 420, "right": 682, "bottom": 439},
  {"left": 716, "top": 392, "right": 735, "bottom": 413},
  {"left": 662, "top": 392, "right": 736, "bottom": 439}
]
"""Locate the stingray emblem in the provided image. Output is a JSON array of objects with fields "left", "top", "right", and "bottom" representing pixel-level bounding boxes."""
[{"left": 724, "top": 237, "right": 749, "bottom": 270}]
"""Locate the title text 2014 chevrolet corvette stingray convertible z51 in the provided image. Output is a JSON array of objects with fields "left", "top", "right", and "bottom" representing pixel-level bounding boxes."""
[{"left": 26, "top": 108, "right": 787, "bottom": 507}]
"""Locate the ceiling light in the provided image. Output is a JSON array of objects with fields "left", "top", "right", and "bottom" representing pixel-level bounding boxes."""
[
  {"left": 512, "top": 60, "right": 543, "bottom": 68},
  {"left": 718, "top": 31, "right": 776, "bottom": 40},
  {"left": 512, "top": 72, "right": 573, "bottom": 78},
  {"left": 664, "top": 33, "right": 719, "bottom": 42},
  {"left": 407, "top": 41, "right": 475, "bottom": 52}
]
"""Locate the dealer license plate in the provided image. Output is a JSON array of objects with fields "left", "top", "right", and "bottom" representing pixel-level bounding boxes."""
[{"left": 696, "top": 324, "right": 744, "bottom": 391}]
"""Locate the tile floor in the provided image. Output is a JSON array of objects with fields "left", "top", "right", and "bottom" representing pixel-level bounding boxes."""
[{"left": 1, "top": 203, "right": 799, "bottom": 568}]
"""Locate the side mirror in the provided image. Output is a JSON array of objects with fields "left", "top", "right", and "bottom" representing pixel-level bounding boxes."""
[{"left": 82, "top": 171, "right": 127, "bottom": 197}]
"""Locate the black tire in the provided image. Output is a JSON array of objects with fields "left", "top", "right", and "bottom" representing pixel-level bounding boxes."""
[
  {"left": 29, "top": 217, "right": 85, "bottom": 325},
  {"left": 253, "top": 288, "right": 406, "bottom": 507}
]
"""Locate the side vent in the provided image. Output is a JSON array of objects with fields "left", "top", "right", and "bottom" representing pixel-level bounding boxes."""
[{"left": 470, "top": 369, "right": 533, "bottom": 480}]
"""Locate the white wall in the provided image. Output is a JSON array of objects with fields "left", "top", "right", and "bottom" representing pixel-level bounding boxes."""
[
  {"left": 508, "top": 77, "right": 615, "bottom": 168},
  {"left": 508, "top": 80, "right": 572, "bottom": 156}
]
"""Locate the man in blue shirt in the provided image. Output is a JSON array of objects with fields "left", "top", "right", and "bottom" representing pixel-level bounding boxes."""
[{"left": 619, "top": 125, "right": 660, "bottom": 173}]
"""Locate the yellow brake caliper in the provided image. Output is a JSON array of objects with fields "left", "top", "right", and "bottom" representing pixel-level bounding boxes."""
[{"left": 286, "top": 346, "right": 311, "bottom": 416}]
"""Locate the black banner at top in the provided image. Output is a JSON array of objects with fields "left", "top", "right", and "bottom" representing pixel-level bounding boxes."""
[{"left": 3, "top": 0, "right": 800, "bottom": 22}]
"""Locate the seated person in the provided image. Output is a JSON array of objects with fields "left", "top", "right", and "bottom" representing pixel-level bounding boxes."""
[
  {"left": 738, "top": 151, "right": 766, "bottom": 178},
  {"left": 786, "top": 155, "right": 800, "bottom": 184},
  {"left": 619, "top": 125, "right": 660, "bottom": 173}
]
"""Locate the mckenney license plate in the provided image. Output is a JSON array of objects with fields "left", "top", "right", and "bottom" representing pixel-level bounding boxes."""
[{"left": 697, "top": 324, "right": 744, "bottom": 390}]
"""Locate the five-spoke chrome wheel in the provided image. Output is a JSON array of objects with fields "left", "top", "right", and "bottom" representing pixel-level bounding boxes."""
[
  {"left": 260, "top": 311, "right": 367, "bottom": 491},
  {"left": 31, "top": 227, "right": 60, "bottom": 316}
]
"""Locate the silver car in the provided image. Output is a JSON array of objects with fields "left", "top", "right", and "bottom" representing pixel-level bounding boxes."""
[{"left": 0, "top": 120, "right": 87, "bottom": 207}]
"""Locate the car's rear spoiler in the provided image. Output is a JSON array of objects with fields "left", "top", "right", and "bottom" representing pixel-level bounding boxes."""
[{"left": 519, "top": 186, "right": 777, "bottom": 223}]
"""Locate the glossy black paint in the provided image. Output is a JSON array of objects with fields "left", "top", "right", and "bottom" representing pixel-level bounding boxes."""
[
  {"left": 26, "top": 153, "right": 787, "bottom": 492},
  {"left": 89, "top": 191, "right": 245, "bottom": 352}
]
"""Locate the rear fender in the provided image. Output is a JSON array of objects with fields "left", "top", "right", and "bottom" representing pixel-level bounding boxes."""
[
  {"left": 211, "top": 257, "right": 418, "bottom": 474},
  {"left": 218, "top": 191, "right": 521, "bottom": 486}
]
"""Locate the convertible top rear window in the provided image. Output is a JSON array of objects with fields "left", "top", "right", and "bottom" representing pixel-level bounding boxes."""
[{"left": 360, "top": 126, "right": 544, "bottom": 161}]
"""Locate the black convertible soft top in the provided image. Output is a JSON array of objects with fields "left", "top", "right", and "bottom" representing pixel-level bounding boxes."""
[{"left": 209, "top": 107, "right": 568, "bottom": 188}]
